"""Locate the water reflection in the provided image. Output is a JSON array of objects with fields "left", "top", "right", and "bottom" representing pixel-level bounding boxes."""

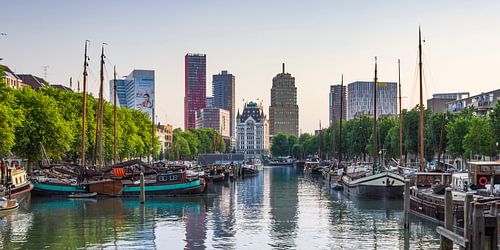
[{"left": 0, "top": 167, "right": 443, "bottom": 249}]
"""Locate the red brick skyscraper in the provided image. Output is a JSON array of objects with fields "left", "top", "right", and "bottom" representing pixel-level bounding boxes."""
[{"left": 184, "top": 53, "right": 206, "bottom": 131}]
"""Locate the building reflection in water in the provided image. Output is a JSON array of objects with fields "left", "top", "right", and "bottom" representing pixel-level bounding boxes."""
[{"left": 268, "top": 167, "right": 299, "bottom": 249}]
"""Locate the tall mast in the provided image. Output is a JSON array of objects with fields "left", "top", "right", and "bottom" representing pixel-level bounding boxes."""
[
  {"left": 113, "top": 66, "right": 118, "bottom": 164},
  {"left": 398, "top": 59, "right": 403, "bottom": 167},
  {"left": 418, "top": 27, "right": 425, "bottom": 172},
  {"left": 372, "top": 57, "right": 378, "bottom": 175},
  {"left": 339, "top": 74, "right": 343, "bottom": 168},
  {"left": 81, "top": 40, "right": 89, "bottom": 175},
  {"left": 94, "top": 44, "right": 105, "bottom": 166},
  {"left": 151, "top": 100, "right": 155, "bottom": 163},
  {"left": 318, "top": 120, "right": 322, "bottom": 160}
]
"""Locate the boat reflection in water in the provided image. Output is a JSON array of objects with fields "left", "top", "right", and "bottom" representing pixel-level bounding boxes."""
[{"left": 1, "top": 166, "right": 444, "bottom": 249}]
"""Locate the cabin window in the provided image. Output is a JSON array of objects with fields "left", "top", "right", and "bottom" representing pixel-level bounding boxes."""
[{"left": 169, "top": 175, "right": 179, "bottom": 181}]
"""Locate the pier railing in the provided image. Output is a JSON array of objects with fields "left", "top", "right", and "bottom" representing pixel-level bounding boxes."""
[{"left": 435, "top": 188, "right": 499, "bottom": 250}]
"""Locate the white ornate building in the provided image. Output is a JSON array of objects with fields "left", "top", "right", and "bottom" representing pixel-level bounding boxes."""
[{"left": 236, "top": 101, "right": 269, "bottom": 159}]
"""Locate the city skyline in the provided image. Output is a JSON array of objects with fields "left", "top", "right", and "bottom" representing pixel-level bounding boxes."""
[{"left": 1, "top": 1, "right": 500, "bottom": 133}]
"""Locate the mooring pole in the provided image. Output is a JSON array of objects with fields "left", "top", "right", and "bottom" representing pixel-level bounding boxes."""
[
  {"left": 404, "top": 179, "right": 410, "bottom": 229},
  {"left": 140, "top": 172, "right": 145, "bottom": 204},
  {"left": 441, "top": 187, "right": 453, "bottom": 250},
  {"left": 462, "top": 192, "right": 473, "bottom": 250}
]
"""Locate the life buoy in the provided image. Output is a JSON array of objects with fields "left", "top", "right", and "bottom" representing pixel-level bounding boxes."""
[
  {"left": 478, "top": 177, "right": 488, "bottom": 186},
  {"left": 200, "top": 178, "right": 206, "bottom": 186}
]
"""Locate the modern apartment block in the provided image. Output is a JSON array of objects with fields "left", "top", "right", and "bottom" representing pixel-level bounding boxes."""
[
  {"left": 184, "top": 53, "right": 207, "bottom": 131},
  {"left": 427, "top": 92, "right": 470, "bottom": 113},
  {"left": 110, "top": 69, "right": 155, "bottom": 118},
  {"left": 446, "top": 89, "right": 500, "bottom": 115},
  {"left": 269, "top": 63, "right": 299, "bottom": 137},
  {"left": 237, "top": 102, "right": 269, "bottom": 159},
  {"left": 212, "top": 70, "right": 235, "bottom": 138},
  {"left": 195, "top": 107, "right": 231, "bottom": 139},
  {"left": 329, "top": 84, "right": 347, "bottom": 125},
  {"left": 347, "top": 81, "right": 397, "bottom": 120}
]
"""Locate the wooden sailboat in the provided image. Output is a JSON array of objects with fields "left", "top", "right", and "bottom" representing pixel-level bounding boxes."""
[
  {"left": 342, "top": 57, "right": 405, "bottom": 199},
  {"left": 31, "top": 41, "right": 94, "bottom": 196}
]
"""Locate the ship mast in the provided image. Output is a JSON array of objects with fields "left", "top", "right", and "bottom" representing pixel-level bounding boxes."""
[
  {"left": 113, "top": 66, "right": 118, "bottom": 164},
  {"left": 339, "top": 74, "right": 343, "bottom": 169},
  {"left": 94, "top": 44, "right": 105, "bottom": 166},
  {"left": 372, "top": 57, "right": 378, "bottom": 175},
  {"left": 81, "top": 40, "right": 89, "bottom": 176},
  {"left": 398, "top": 59, "right": 403, "bottom": 167},
  {"left": 418, "top": 28, "right": 425, "bottom": 172}
]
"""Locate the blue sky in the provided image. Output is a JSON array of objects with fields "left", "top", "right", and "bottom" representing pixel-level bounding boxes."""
[{"left": 1, "top": 1, "right": 499, "bottom": 132}]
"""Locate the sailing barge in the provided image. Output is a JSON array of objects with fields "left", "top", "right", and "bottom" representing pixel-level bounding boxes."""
[
  {"left": 409, "top": 161, "right": 500, "bottom": 226},
  {"left": 87, "top": 162, "right": 206, "bottom": 196}
]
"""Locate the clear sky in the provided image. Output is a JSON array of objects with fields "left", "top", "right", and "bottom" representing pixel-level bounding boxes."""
[{"left": 1, "top": 1, "right": 499, "bottom": 133}]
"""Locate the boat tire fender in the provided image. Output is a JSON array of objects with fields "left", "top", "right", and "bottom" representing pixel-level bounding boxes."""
[{"left": 478, "top": 177, "right": 488, "bottom": 186}]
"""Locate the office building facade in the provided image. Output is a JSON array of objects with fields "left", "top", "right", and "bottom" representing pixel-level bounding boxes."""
[
  {"left": 109, "top": 69, "right": 155, "bottom": 118},
  {"left": 212, "top": 70, "right": 235, "bottom": 138},
  {"left": 185, "top": 53, "right": 207, "bottom": 131},
  {"left": 195, "top": 107, "right": 231, "bottom": 138},
  {"left": 269, "top": 64, "right": 299, "bottom": 137},
  {"left": 347, "top": 81, "right": 397, "bottom": 120},
  {"left": 427, "top": 92, "right": 470, "bottom": 113},
  {"left": 237, "top": 102, "right": 269, "bottom": 159},
  {"left": 329, "top": 84, "right": 347, "bottom": 125}
]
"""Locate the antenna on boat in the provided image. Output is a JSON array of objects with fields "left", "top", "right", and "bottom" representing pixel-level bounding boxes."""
[
  {"left": 372, "top": 56, "right": 378, "bottom": 175},
  {"left": 418, "top": 27, "right": 425, "bottom": 172},
  {"left": 81, "top": 40, "right": 89, "bottom": 176}
]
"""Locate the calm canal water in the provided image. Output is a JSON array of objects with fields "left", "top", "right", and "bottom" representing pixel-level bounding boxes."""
[{"left": 0, "top": 166, "right": 442, "bottom": 249}]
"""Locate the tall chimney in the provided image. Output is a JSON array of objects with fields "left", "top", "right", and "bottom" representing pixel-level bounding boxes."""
[{"left": 282, "top": 63, "right": 285, "bottom": 74}]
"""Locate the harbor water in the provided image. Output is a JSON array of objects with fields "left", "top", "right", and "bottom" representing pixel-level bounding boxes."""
[{"left": 0, "top": 166, "right": 443, "bottom": 249}]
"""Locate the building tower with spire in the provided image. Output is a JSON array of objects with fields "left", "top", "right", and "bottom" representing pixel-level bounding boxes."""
[{"left": 269, "top": 63, "right": 299, "bottom": 137}]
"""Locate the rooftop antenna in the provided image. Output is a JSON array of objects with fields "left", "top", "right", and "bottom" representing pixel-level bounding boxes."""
[
  {"left": 42, "top": 65, "right": 49, "bottom": 80},
  {"left": 282, "top": 63, "right": 285, "bottom": 74}
]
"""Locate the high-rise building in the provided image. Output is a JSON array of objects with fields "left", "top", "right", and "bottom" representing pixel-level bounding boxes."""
[
  {"left": 329, "top": 84, "right": 347, "bottom": 125},
  {"left": 109, "top": 79, "right": 127, "bottom": 107},
  {"left": 185, "top": 53, "right": 206, "bottom": 131},
  {"left": 269, "top": 63, "right": 299, "bottom": 137},
  {"left": 206, "top": 97, "right": 214, "bottom": 108},
  {"left": 237, "top": 101, "right": 269, "bottom": 159},
  {"left": 109, "top": 69, "right": 155, "bottom": 118},
  {"left": 195, "top": 107, "right": 231, "bottom": 139},
  {"left": 347, "top": 81, "right": 397, "bottom": 120},
  {"left": 212, "top": 70, "right": 235, "bottom": 138}
]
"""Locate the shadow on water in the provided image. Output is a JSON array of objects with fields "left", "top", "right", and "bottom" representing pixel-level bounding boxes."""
[{"left": 0, "top": 166, "right": 443, "bottom": 249}]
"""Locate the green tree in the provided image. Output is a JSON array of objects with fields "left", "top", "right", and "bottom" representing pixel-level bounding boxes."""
[
  {"left": 463, "top": 116, "right": 496, "bottom": 158},
  {"left": 446, "top": 116, "right": 471, "bottom": 158},
  {"left": 0, "top": 70, "right": 24, "bottom": 158},
  {"left": 271, "top": 133, "right": 289, "bottom": 157},
  {"left": 13, "top": 88, "right": 73, "bottom": 165},
  {"left": 489, "top": 101, "right": 500, "bottom": 154}
]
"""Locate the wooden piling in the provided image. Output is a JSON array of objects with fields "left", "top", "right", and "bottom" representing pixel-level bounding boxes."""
[
  {"left": 496, "top": 202, "right": 500, "bottom": 250},
  {"left": 404, "top": 179, "right": 410, "bottom": 229},
  {"left": 462, "top": 192, "right": 473, "bottom": 250},
  {"left": 140, "top": 172, "right": 145, "bottom": 204},
  {"left": 472, "top": 202, "right": 485, "bottom": 250},
  {"left": 441, "top": 187, "right": 453, "bottom": 250}
]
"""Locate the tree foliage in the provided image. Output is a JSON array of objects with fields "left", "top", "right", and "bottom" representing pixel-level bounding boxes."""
[{"left": 0, "top": 69, "right": 160, "bottom": 165}]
